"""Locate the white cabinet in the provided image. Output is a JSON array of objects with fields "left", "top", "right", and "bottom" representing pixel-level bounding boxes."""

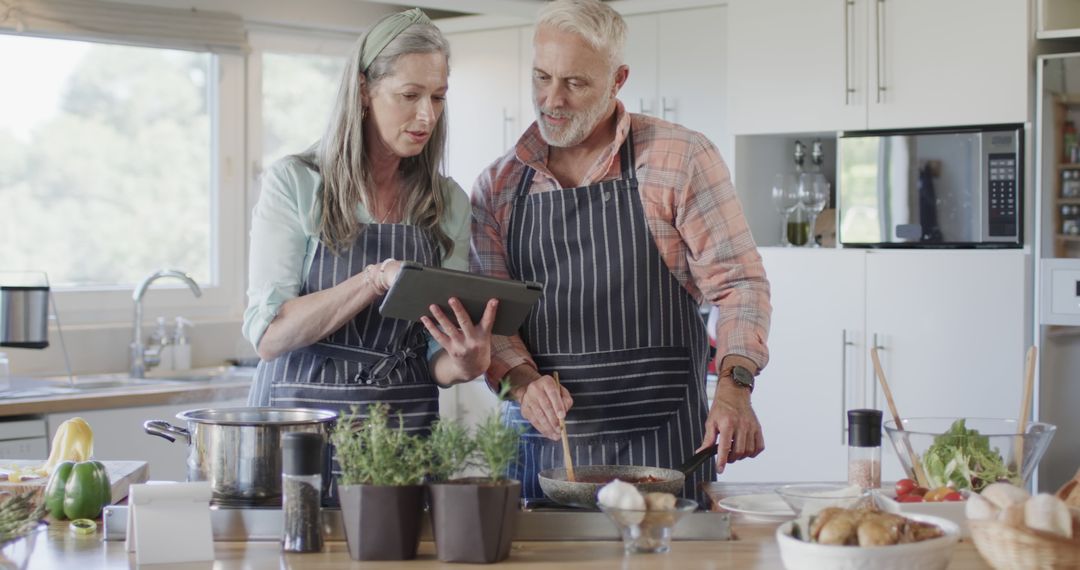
[
  {"left": 721, "top": 248, "right": 864, "bottom": 482},
  {"left": 725, "top": 249, "right": 1029, "bottom": 483},
  {"left": 623, "top": 7, "right": 731, "bottom": 157},
  {"left": 48, "top": 398, "right": 247, "bottom": 482},
  {"left": 865, "top": 250, "right": 1028, "bottom": 480},
  {"left": 444, "top": 27, "right": 525, "bottom": 193},
  {"left": 728, "top": 0, "right": 1028, "bottom": 134}
]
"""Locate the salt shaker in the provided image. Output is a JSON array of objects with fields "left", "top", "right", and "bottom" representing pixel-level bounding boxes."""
[
  {"left": 847, "top": 409, "right": 882, "bottom": 490},
  {"left": 282, "top": 431, "right": 324, "bottom": 553}
]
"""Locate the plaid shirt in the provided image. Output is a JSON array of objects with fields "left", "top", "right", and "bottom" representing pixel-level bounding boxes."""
[{"left": 470, "top": 101, "right": 771, "bottom": 384}]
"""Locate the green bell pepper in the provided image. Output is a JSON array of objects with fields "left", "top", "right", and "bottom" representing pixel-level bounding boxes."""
[{"left": 44, "top": 460, "right": 112, "bottom": 520}]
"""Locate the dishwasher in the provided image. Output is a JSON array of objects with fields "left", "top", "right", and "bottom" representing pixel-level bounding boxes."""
[{"left": 0, "top": 416, "right": 48, "bottom": 459}]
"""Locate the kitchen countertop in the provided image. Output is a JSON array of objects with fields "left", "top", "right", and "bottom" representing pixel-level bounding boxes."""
[
  {"left": 0, "top": 373, "right": 253, "bottom": 418},
  {"left": 11, "top": 516, "right": 993, "bottom": 569},
  {"left": 8, "top": 482, "right": 994, "bottom": 569}
]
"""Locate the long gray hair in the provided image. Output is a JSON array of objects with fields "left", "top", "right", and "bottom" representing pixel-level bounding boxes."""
[{"left": 304, "top": 18, "right": 452, "bottom": 259}]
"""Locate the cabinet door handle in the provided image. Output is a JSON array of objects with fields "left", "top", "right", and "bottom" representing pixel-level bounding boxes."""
[
  {"left": 843, "top": 0, "right": 855, "bottom": 105},
  {"left": 841, "top": 329, "right": 856, "bottom": 444},
  {"left": 639, "top": 98, "right": 654, "bottom": 116},
  {"left": 501, "top": 107, "right": 514, "bottom": 150},
  {"left": 875, "top": 0, "right": 887, "bottom": 103},
  {"left": 661, "top": 97, "right": 676, "bottom": 121}
]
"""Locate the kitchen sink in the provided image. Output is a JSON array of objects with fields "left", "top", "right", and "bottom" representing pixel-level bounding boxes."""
[{"left": 0, "top": 366, "right": 254, "bottom": 400}]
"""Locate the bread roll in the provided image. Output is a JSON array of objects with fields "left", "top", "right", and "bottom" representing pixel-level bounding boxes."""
[{"left": 1024, "top": 493, "right": 1073, "bottom": 539}]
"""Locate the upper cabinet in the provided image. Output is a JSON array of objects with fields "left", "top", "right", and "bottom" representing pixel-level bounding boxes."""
[{"left": 728, "top": 0, "right": 1030, "bottom": 135}]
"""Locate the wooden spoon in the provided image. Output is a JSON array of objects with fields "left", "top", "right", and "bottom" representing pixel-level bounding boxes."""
[
  {"left": 553, "top": 371, "right": 575, "bottom": 482},
  {"left": 871, "top": 348, "right": 930, "bottom": 488},
  {"left": 1015, "top": 346, "right": 1037, "bottom": 472}
]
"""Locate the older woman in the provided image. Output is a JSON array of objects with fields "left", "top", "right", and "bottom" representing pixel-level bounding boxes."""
[{"left": 244, "top": 8, "right": 494, "bottom": 434}]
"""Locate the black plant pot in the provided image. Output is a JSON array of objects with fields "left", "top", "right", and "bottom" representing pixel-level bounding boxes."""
[
  {"left": 428, "top": 478, "right": 521, "bottom": 563},
  {"left": 338, "top": 484, "right": 425, "bottom": 561}
]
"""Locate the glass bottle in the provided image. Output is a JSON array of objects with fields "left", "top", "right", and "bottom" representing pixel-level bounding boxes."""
[
  {"left": 847, "top": 409, "right": 882, "bottom": 490},
  {"left": 282, "top": 431, "right": 325, "bottom": 553}
]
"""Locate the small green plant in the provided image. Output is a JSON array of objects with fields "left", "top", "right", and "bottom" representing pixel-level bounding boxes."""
[
  {"left": 428, "top": 418, "right": 476, "bottom": 482},
  {"left": 331, "top": 403, "right": 429, "bottom": 486},
  {"left": 473, "top": 381, "right": 523, "bottom": 482}
]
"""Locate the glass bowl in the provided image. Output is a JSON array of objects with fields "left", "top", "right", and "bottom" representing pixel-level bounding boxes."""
[
  {"left": 883, "top": 418, "right": 1056, "bottom": 493},
  {"left": 598, "top": 498, "right": 698, "bottom": 554},
  {"left": 775, "top": 483, "right": 865, "bottom": 516}
]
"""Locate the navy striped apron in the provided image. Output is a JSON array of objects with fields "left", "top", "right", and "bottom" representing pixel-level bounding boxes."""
[
  {"left": 247, "top": 223, "right": 441, "bottom": 500},
  {"left": 504, "top": 131, "right": 714, "bottom": 504}
]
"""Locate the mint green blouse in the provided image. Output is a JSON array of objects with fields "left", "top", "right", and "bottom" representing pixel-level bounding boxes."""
[{"left": 242, "top": 157, "right": 472, "bottom": 350}]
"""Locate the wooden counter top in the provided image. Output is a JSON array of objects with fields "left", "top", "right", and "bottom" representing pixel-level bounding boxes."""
[
  {"left": 9, "top": 518, "right": 993, "bottom": 569},
  {"left": 0, "top": 379, "right": 252, "bottom": 417}
]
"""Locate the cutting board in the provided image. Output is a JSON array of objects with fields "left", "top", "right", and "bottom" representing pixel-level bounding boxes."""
[{"left": 0, "top": 460, "right": 149, "bottom": 504}]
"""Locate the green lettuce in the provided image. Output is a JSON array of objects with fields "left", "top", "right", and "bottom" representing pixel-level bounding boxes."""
[{"left": 922, "top": 419, "right": 1019, "bottom": 492}]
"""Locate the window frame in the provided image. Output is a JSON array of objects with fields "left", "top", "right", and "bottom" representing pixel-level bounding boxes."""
[{"left": 5, "top": 33, "right": 250, "bottom": 327}]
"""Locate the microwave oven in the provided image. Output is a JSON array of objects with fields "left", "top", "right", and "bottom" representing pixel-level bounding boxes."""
[{"left": 837, "top": 124, "right": 1023, "bottom": 248}]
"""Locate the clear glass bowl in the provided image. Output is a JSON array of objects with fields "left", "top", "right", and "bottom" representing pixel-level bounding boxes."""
[
  {"left": 599, "top": 498, "right": 698, "bottom": 554},
  {"left": 883, "top": 418, "right": 1056, "bottom": 492},
  {"left": 774, "top": 483, "right": 865, "bottom": 516}
]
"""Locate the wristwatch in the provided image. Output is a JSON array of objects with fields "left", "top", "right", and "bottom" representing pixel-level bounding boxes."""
[{"left": 727, "top": 365, "right": 755, "bottom": 392}]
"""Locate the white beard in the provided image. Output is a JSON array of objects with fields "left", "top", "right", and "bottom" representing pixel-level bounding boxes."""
[{"left": 535, "top": 93, "right": 614, "bottom": 148}]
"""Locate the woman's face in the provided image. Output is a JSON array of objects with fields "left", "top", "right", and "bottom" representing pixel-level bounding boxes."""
[{"left": 364, "top": 52, "right": 448, "bottom": 159}]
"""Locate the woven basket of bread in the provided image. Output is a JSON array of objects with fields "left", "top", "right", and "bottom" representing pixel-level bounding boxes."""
[{"left": 967, "top": 471, "right": 1080, "bottom": 570}]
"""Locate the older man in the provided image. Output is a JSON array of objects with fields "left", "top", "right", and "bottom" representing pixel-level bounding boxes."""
[{"left": 470, "top": 0, "right": 771, "bottom": 502}]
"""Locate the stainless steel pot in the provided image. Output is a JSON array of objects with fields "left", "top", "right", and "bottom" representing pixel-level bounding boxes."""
[{"left": 144, "top": 407, "right": 337, "bottom": 506}]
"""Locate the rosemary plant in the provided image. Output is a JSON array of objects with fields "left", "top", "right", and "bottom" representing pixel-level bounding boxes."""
[
  {"left": 428, "top": 418, "right": 476, "bottom": 482},
  {"left": 331, "top": 403, "right": 429, "bottom": 486},
  {"left": 0, "top": 492, "right": 44, "bottom": 546},
  {"left": 473, "top": 381, "right": 523, "bottom": 482}
]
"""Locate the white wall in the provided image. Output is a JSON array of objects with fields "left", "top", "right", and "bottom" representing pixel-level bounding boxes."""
[{"left": 104, "top": 0, "right": 398, "bottom": 32}]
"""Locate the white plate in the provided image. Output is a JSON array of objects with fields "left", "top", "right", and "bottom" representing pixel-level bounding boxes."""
[{"left": 716, "top": 493, "right": 795, "bottom": 521}]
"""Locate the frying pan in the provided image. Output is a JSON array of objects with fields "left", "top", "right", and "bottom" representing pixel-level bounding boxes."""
[{"left": 537, "top": 444, "right": 720, "bottom": 508}]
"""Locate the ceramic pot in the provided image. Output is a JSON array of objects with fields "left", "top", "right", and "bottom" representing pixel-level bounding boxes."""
[
  {"left": 428, "top": 478, "right": 521, "bottom": 563},
  {"left": 338, "top": 484, "right": 424, "bottom": 561}
]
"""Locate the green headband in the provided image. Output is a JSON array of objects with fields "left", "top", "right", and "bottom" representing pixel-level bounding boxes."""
[{"left": 359, "top": 8, "right": 431, "bottom": 73}]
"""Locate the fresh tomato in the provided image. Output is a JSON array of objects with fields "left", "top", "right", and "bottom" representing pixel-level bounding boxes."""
[
  {"left": 897, "top": 495, "right": 924, "bottom": 503},
  {"left": 895, "top": 478, "right": 917, "bottom": 497},
  {"left": 942, "top": 491, "right": 964, "bottom": 502}
]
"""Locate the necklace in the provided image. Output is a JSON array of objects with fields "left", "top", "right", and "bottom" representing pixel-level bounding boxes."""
[{"left": 372, "top": 190, "right": 404, "bottom": 224}]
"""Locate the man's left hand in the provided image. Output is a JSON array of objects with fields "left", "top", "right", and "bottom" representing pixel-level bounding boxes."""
[{"left": 697, "top": 377, "right": 764, "bottom": 473}]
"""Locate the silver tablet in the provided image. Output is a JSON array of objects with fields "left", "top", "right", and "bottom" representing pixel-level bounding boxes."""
[{"left": 378, "top": 261, "right": 543, "bottom": 336}]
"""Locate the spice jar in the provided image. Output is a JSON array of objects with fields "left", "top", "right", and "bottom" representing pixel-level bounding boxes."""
[
  {"left": 282, "top": 431, "right": 325, "bottom": 553},
  {"left": 847, "top": 409, "right": 882, "bottom": 490}
]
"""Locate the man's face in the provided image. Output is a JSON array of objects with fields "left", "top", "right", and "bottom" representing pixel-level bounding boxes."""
[{"left": 532, "top": 25, "right": 621, "bottom": 148}]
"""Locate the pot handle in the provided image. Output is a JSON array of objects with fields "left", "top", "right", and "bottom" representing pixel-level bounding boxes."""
[{"left": 143, "top": 420, "right": 191, "bottom": 444}]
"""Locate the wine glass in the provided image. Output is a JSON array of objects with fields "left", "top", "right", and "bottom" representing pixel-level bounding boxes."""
[
  {"left": 771, "top": 173, "right": 801, "bottom": 247},
  {"left": 798, "top": 173, "right": 830, "bottom": 247}
]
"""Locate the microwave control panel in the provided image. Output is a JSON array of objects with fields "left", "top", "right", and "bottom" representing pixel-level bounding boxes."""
[{"left": 988, "top": 153, "right": 1017, "bottom": 237}]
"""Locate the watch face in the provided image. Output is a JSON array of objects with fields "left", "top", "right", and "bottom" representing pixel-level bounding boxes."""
[{"left": 732, "top": 366, "right": 754, "bottom": 388}]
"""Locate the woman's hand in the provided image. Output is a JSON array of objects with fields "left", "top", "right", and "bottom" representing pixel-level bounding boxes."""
[{"left": 422, "top": 297, "right": 498, "bottom": 381}]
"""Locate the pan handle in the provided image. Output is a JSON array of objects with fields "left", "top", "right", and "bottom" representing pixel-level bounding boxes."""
[
  {"left": 678, "top": 443, "right": 720, "bottom": 475},
  {"left": 143, "top": 420, "right": 190, "bottom": 444}
]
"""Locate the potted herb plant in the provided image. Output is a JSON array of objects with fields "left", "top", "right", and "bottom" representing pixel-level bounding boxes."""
[
  {"left": 331, "top": 403, "right": 429, "bottom": 561},
  {"left": 428, "top": 384, "right": 523, "bottom": 563}
]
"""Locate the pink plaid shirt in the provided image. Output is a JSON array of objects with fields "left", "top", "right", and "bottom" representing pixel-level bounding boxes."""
[{"left": 470, "top": 101, "right": 771, "bottom": 384}]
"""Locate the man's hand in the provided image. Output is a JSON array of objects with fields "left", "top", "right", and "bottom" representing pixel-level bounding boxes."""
[
  {"left": 506, "top": 366, "right": 573, "bottom": 441},
  {"left": 697, "top": 376, "right": 764, "bottom": 473}
]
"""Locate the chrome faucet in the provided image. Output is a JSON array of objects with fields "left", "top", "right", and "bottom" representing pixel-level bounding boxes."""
[{"left": 131, "top": 269, "right": 202, "bottom": 378}]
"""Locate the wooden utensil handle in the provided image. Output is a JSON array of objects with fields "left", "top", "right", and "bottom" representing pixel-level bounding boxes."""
[
  {"left": 871, "top": 348, "right": 930, "bottom": 488},
  {"left": 553, "top": 372, "right": 575, "bottom": 482}
]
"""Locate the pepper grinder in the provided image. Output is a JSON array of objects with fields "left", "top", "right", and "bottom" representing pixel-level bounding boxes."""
[
  {"left": 281, "top": 432, "right": 325, "bottom": 553},
  {"left": 847, "top": 409, "right": 882, "bottom": 490}
]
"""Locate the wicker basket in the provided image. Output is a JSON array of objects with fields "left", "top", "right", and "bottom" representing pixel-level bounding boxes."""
[{"left": 968, "top": 518, "right": 1080, "bottom": 570}]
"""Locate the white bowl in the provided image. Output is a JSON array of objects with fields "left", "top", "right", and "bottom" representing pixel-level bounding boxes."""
[
  {"left": 876, "top": 493, "right": 969, "bottom": 538},
  {"left": 775, "top": 513, "right": 960, "bottom": 570}
]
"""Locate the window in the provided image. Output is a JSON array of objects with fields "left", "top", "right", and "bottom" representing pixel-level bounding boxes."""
[{"left": 0, "top": 35, "right": 213, "bottom": 287}]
